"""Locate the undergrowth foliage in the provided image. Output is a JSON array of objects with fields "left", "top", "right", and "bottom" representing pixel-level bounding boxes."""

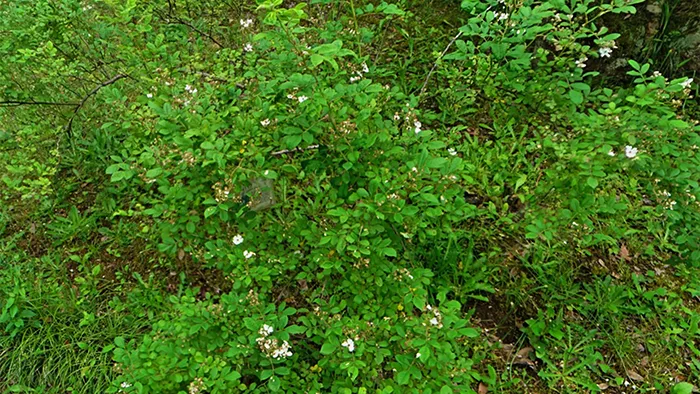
[{"left": 1, "top": 0, "right": 699, "bottom": 393}]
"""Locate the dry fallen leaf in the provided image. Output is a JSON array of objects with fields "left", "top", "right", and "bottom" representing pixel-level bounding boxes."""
[
  {"left": 478, "top": 382, "right": 488, "bottom": 394},
  {"left": 597, "top": 383, "right": 609, "bottom": 390},
  {"left": 513, "top": 346, "right": 536, "bottom": 369},
  {"left": 178, "top": 248, "right": 185, "bottom": 260},
  {"left": 640, "top": 356, "right": 649, "bottom": 367},
  {"left": 627, "top": 370, "right": 644, "bottom": 382},
  {"left": 619, "top": 244, "right": 630, "bottom": 261}
]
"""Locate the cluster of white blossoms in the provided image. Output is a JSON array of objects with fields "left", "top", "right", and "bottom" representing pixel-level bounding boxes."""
[
  {"left": 240, "top": 18, "right": 254, "bottom": 29},
  {"left": 425, "top": 304, "right": 443, "bottom": 329},
  {"left": 286, "top": 90, "right": 309, "bottom": 103},
  {"left": 341, "top": 338, "right": 356, "bottom": 352},
  {"left": 607, "top": 145, "right": 638, "bottom": 159},
  {"left": 256, "top": 324, "right": 293, "bottom": 359},
  {"left": 349, "top": 62, "right": 370, "bottom": 83},
  {"left": 598, "top": 40, "right": 617, "bottom": 58},
  {"left": 414, "top": 120, "right": 422, "bottom": 134},
  {"left": 493, "top": 11, "right": 509, "bottom": 21},
  {"left": 447, "top": 147, "right": 458, "bottom": 156},
  {"left": 680, "top": 78, "right": 694, "bottom": 89},
  {"left": 119, "top": 381, "right": 132, "bottom": 392},
  {"left": 188, "top": 377, "right": 205, "bottom": 394},
  {"left": 260, "top": 118, "right": 271, "bottom": 127},
  {"left": 185, "top": 84, "right": 198, "bottom": 94},
  {"left": 231, "top": 234, "right": 257, "bottom": 259},
  {"left": 243, "top": 43, "right": 254, "bottom": 53},
  {"left": 659, "top": 190, "right": 677, "bottom": 210}
]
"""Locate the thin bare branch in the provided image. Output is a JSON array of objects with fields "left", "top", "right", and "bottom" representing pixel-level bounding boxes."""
[
  {"left": 65, "top": 74, "right": 127, "bottom": 133},
  {"left": 418, "top": 30, "right": 463, "bottom": 98},
  {"left": 0, "top": 100, "right": 80, "bottom": 107}
]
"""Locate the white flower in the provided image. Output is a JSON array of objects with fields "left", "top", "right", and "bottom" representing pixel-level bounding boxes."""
[
  {"left": 121, "top": 382, "right": 132, "bottom": 388},
  {"left": 260, "top": 118, "right": 271, "bottom": 127},
  {"left": 625, "top": 145, "right": 638, "bottom": 158},
  {"left": 494, "top": 12, "right": 508, "bottom": 21},
  {"left": 681, "top": 78, "right": 693, "bottom": 89},
  {"left": 146, "top": 93, "right": 153, "bottom": 98},
  {"left": 429, "top": 317, "right": 439, "bottom": 326},
  {"left": 341, "top": 338, "right": 355, "bottom": 352},
  {"left": 259, "top": 324, "right": 274, "bottom": 336},
  {"left": 361, "top": 62, "right": 369, "bottom": 73},
  {"left": 244, "top": 250, "right": 256, "bottom": 259},
  {"left": 393, "top": 113, "right": 400, "bottom": 121},
  {"left": 448, "top": 148, "right": 457, "bottom": 156},
  {"left": 652, "top": 71, "right": 662, "bottom": 78},
  {"left": 244, "top": 43, "right": 254, "bottom": 52},
  {"left": 608, "top": 150, "right": 615, "bottom": 157},
  {"left": 416, "top": 352, "right": 421, "bottom": 358},
  {"left": 575, "top": 57, "right": 588, "bottom": 68},
  {"left": 271, "top": 340, "right": 293, "bottom": 359},
  {"left": 414, "top": 120, "right": 422, "bottom": 134},
  {"left": 599, "top": 47, "right": 613, "bottom": 58},
  {"left": 287, "top": 94, "right": 295, "bottom": 100},
  {"left": 232, "top": 234, "right": 244, "bottom": 245},
  {"left": 240, "top": 18, "right": 254, "bottom": 28},
  {"left": 350, "top": 74, "right": 362, "bottom": 83},
  {"left": 298, "top": 96, "right": 308, "bottom": 103}
]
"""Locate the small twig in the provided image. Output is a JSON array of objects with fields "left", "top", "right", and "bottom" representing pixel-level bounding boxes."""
[
  {"left": 0, "top": 100, "right": 80, "bottom": 107},
  {"left": 196, "top": 72, "right": 245, "bottom": 89},
  {"left": 271, "top": 144, "right": 320, "bottom": 156},
  {"left": 65, "top": 74, "right": 127, "bottom": 134},
  {"left": 418, "top": 30, "right": 463, "bottom": 98},
  {"left": 168, "top": 15, "right": 223, "bottom": 48}
]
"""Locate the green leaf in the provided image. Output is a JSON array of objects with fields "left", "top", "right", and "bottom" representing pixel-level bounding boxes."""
[
  {"left": 381, "top": 4, "right": 406, "bottom": 15},
  {"left": 440, "top": 386, "right": 454, "bottom": 394},
  {"left": 286, "top": 135, "right": 302, "bottom": 148},
  {"left": 204, "top": 206, "right": 218, "bottom": 218},
  {"left": 320, "top": 342, "right": 337, "bottom": 355},
  {"left": 569, "top": 90, "right": 583, "bottom": 105},
  {"left": 671, "top": 383, "right": 694, "bottom": 394},
  {"left": 397, "top": 370, "right": 410, "bottom": 385},
  {"left": 310, "top": 54, "right": 324, "bottom": 67},
  {"left": 269, "top": 376, "right": 281, "bottom": 391},
  {"left": 383, "top": 247, "right": 397, "bottom": 257},
  {"left": 201, "top": 141, "right": 215, "bottom": 150},
  {"left": 286, "top": 325, "right": 306, "bottom": 334},
  {"left": 459, "top": 327, "right": 480, "bottom": 338},
  {"left": 587, "top": 177, "right": 598, "bottom": 189},
  {"left": 145, "top": 168, "right": 163, "bottom": 178},
  {"left": 114, "top": 337, "right": 125, "bottom": 348}
]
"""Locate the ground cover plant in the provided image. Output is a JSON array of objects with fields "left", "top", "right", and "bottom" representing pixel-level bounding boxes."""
[{"left": 1, "top": 0, "right": 699, "bottom": 392}]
